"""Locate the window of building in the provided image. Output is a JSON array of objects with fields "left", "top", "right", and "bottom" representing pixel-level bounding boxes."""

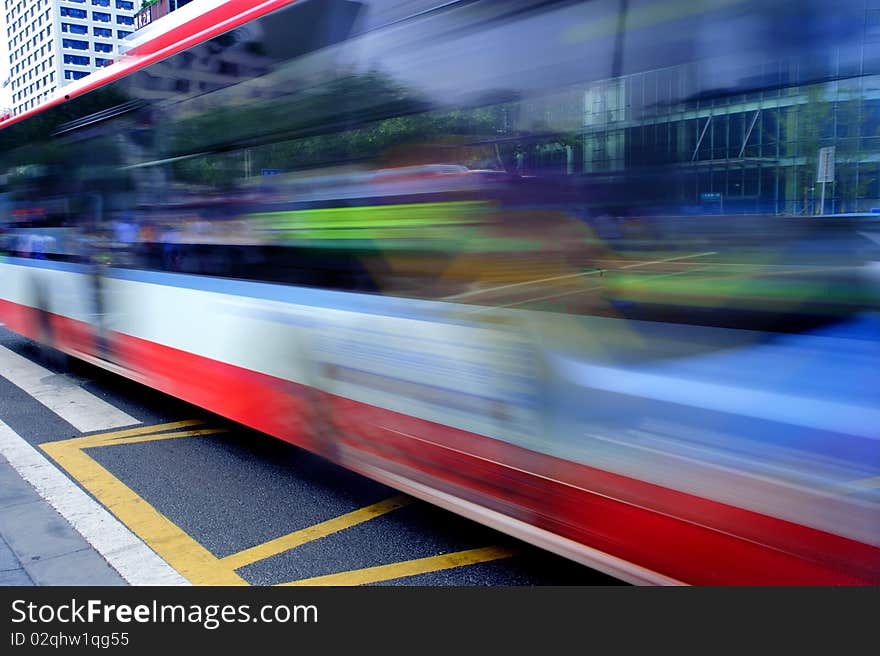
[
  {"left": 94, "top": 42, "right": 112, "bottom": 52},
  {"left": 64, "top": 70, "right": 90, "bottom": 80},
  {"left": 92, "top": 11, "right": 110, "bottom": 21},
  {"left": 59, "top": 6, "right": 86, "bottom": 17},
  {"left": 117, "top": 29, "right": 131, "bottom": 38},
  {"left": 95, "top": 57, "right": 112, "bottom": 67},
  {"left": 63, "top": 54, "right": 90, "bottom": 65},
  {"left": 115, "top": 0, "right": 133, "bottom": 8},
  {"left": 93, "top": 26, "right": 111, "bottom": 37},
  {"left": 116, "top": 14, "right": 132, "bottom": 25},
  {"left": 62, "top": 38, "right": 89, "bottom": 50},
  {"left": 62, "top": 22, "right": 88, "bottom": 34}
]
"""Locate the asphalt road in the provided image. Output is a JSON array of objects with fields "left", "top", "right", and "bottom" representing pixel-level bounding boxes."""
[{"left": 0, "top": 326, "right": 622, "bottom": 586}]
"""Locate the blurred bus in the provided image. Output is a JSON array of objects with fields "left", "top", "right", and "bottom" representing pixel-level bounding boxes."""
[{"left": 1, "top": 0, "right": 878, "bottom": 584}]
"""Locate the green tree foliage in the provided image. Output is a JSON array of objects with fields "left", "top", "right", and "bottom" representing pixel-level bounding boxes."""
[{"left": 168, "top": 71, "right": 517, "bottom": 187}]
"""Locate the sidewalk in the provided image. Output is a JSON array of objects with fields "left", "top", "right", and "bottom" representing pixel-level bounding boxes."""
[{"left": 0, "top": 454, "right": 127, "bottom": 586}]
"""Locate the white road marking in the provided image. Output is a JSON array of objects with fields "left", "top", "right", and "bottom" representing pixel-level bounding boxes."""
[
  {"left": 0, "top": 419, "right": 189, "bottom": 586},
  {"left": 0, "top": 341, "right": 187, "bottom": 584},
  {"left": 0, "top": 345, "right": 137, "bottom": 432}
]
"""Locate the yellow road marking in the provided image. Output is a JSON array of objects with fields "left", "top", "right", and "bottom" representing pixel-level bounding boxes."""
[
  {"left": 41, "top": 421, "right": 245, "bottom": 586},
  {"left": 53, "top": 427, "right": 226, "bottom": 451},
  {"left": 41, "top": 421, "right": 516, "bottom": 586},
  {"left": 41, "top": 433, "right": 246, "bottom": 586},
  {"left": 279, "top": 546, "right": 517, "bottom": 586},
  {"left": 74, "top": 419, "right": 207, "bottom": 444},
  {"left": 222, "top": 495, "right": 413, "bottom": 571},
  {"left": 97, "top": 427, "right": 228, "bottom": 448}
]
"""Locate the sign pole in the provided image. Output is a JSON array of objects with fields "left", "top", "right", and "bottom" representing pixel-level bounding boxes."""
[{"left": 816, "top": 146, "right": 835, "bottom": 217}]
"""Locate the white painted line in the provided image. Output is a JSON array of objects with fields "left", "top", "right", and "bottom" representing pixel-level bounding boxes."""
[
  {"left": 0, "top": 419, "right": 189, "bottom": 586},
  {"left": 0, "top": 345, "right": 137, "bottom": 432}
]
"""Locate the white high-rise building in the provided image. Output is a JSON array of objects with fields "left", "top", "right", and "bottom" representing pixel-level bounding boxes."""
[{"left": 3, "top": 0, "right": 136, "bottom": 116}]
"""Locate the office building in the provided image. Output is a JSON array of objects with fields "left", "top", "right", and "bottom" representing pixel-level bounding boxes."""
[{"left": 3, "top": 0, "right": 136, "bottom": 115}]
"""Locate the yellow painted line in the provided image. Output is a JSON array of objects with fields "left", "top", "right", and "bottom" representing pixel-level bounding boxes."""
[
  {"left": 73, "top": 419, "right": 207, "bottom": 445},
  {"left": 40, "top": 424, "right": 246, "bottom": 586},
  {"left": 42, "top": 421, "right": 512, "bottom": 587},
  {"left": 101, "top": 427, "right": 228, "bottom": 447},
  {"left": 279, "top": 546, "right": 517, "bottom": 586},
  {"left": 48, "top": 427, "right": 225, "bottom": 450},
  {"left": 222, "top": 495, "right": 413, "bottom": 571}
]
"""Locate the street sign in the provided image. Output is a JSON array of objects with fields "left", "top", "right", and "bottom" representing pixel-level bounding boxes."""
[
  {"left": 816, "top": 146, "right": 835, "bottom": 214},
  {"left": 817, "top": 146, "right": 835, "bottom": 183}
]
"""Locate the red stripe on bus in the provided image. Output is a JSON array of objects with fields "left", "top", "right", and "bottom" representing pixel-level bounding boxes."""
[
  {"left": 0, "top": 296, "right": 876, "bottom": 584},
  {"left": 0, "top": 297, "right": 313, "bottom": 447},
  {"left": 330, "top": 397, "right": 880, "bottom": 584},
  {"left": 327, "top": 397, "right": 880, "bottom": 583},
  {"left": 114, "top": 330, "right": 315, "bottom": 448},
  {"left": 0, "top": 298, "right": 35, "bottom": 341}
]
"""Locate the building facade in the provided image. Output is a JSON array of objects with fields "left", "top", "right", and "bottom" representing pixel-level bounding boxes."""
[
  {"left": 132, "top": 0, "right": 192, "bottom": 33},
  {"left": 571, "top": 66, "right": 880, "bottom": 216},
  {"left": 517, "top": 56, "right": 880, "bottom": 217},
  {"left": 3, "top": 0, "right": 136, "bottom": 115}
]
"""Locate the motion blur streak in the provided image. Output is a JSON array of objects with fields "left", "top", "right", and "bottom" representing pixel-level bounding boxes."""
[{"left": 1, "top": 0, "right": 878, "bottom": 584}]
